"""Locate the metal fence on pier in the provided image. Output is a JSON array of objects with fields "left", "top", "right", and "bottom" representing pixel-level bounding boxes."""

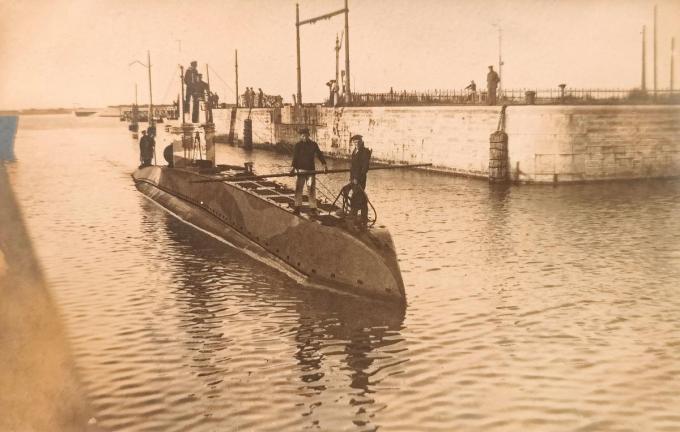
[{"left": 337, "top": 88, "right": 680, "bottom": 107}]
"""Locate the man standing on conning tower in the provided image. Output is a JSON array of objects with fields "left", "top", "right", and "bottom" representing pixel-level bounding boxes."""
[{"left": 184, "top": 61, "right": 199, "bottom": 121}]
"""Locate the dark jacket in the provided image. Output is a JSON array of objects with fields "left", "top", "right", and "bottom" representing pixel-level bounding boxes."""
[
  {"left": 184, "top": 67, "right": 199, "bottom": 88},
  {"left": 292, "top": 138, "right": 326, "bottom": 171},
  {"left": 350, "top": 146, "right": 371, "bottom": 188},
  {"left": 487, "top": 70, "right": 500, "bottom": 88},
  {"left": 139, "top": 135, "right": 154, "bottom": 160}
]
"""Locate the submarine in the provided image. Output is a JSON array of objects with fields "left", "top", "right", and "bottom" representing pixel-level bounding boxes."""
[{"left": 132, "top": 122, "right": 407, "bottom": 304}]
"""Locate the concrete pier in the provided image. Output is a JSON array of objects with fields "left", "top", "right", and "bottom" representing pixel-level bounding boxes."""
[
  {"left": 212, "top": 105, "right": 680, "bottom": 183},
  {"left": 0, "top": 164, "right": 96, "bottom": 431}
]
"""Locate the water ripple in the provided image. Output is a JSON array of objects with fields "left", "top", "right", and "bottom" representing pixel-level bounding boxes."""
[{"left": 7, "top": 115, "right": 680, "bottom": 431}]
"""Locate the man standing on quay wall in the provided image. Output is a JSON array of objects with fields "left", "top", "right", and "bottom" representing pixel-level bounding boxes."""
[
  {"left": 487, "top": 65, "right": 500, "bottom": 105},
  {"left": 290, "top": 128, "right": 327, "bottom": 216}
]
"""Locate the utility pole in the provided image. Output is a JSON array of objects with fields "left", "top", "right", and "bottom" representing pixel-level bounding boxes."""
[
  {"left": 335, "top": 33, "right": 341, "bottom": 85},
  {"left": 642, "top": 26, "right": 647, "bottom": 92},
  {"left": 295, "top": 2, "right": 350, "bottom": 106},
  {"left": 129, "top": 51, "right": 154, "bottom": 122},
  {"left": 205, "top": 64, "right": 210, "bottom": 87},
  {"left": 235, "top": 50, "right": 239, "bottom": 107},
  {"left": 180, "top": 66, "right": 185, "bottom": 124},
  {"left": 296, "top": 3, "right": 302, "bottom": 105},
  {"left": 344, "top": 0, "right": 351, "bottom": 103},
  {"left": 498, "top": 26, "right": 503, "bottom": 98},
  {"left": 147, "top": 50, "right": 153, "bottom": 125},
  {"left": 654, "top": 4, "right": 658, "bottom": 96},
  {"left": 672, "top": 37, "right": 675, "bottom": 92}
]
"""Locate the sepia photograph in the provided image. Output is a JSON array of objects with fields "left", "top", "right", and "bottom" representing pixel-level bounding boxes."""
[{"left": 1, "top": 0, "right": 680, "bottom": 431}]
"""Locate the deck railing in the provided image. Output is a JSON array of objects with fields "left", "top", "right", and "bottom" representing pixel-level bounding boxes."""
[{"left": 333, "top": 88, "right": 680, "bottom": 107}]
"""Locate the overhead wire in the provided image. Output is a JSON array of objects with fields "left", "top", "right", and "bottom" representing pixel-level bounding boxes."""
[
  {"left": 207, "top": 65, "right": 236, "bottom": 99},
  {"left": 159, "top": 70, "right": 179, "bottom": 105}
]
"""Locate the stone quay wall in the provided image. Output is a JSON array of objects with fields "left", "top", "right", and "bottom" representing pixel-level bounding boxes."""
[
  {"left": 505, "top": 105, "right": 680, "bottom": 182},
  {"left": 214, "top": 104, "right": 680, "bottom": 183}
]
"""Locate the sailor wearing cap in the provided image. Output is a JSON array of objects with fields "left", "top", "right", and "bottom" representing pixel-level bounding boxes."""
[
  {"left": 138, "top": 130, "right": 155, "bottom": 168},
  {"left": 184, "top": 61, "right": 200, "bottom": 116},
  {"left": 348, "top": 134, "right": 371, "bottom": 227},
  {"left": 487, "top": 65, "right": 500, "bottom": 105},
  {"left": 290, "top": 127, "right": 327, "bottom": 215}
]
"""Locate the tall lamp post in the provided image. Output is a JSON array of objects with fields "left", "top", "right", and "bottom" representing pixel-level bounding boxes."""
[
  {"left": 492, "top": 24, "right": 504, "bottom": 100},
  {"left": 296, "top": 1, "right": 351, "bottom": 105},
  {"left": 130, "top": 50, "right": 154, "bottom": 126}
]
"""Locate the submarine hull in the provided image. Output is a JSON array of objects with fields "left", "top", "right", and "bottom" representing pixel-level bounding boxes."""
[{"left": 132, "top": 166, "right": 406, "bottom": 304}]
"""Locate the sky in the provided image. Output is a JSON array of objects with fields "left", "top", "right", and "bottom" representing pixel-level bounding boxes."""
[{"left": 1, "top": 0, "right": 679, "bottom": 109}]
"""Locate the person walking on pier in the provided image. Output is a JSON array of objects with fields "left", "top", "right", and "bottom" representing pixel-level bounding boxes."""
[
  {"left": 326, "top": 80, "right": 336, "bottom": 107},
  {"left": 347, "top": 134, "right": 371, "bottom": 228},
  {"left": 138, "top": 130, "right": 154, "bottom": 168},
  {"left": 487, "top": 66, "right": 500, "bottom": 105},
  {"left": 465, "top": 80, "right": 477, "bottom": 103},
  {"left": 249, "top": 88, "right": 256, "bottom": 108},
  {"left": 257, "top": 88, "right": 264, "bottom": 108},
  {"left": 291, "top": 127, "right": 327, "bottom": 216}
]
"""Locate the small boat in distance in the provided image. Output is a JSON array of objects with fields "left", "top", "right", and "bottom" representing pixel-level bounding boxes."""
[{"left": 74, "top": 110, "right": 97, "bottom": 117}]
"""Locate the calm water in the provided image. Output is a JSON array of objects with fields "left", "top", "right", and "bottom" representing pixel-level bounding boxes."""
[{"left": 7, "top": 114, "right": 680, "bottom": 431}]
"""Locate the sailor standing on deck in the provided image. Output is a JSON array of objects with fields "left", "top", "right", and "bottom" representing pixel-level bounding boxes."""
[
  {"left": 138, "top": 130, "right": 154, "bottom": 168},
  {"left": 347, "top": 134, "right": 371, "bottom": 228},
  {"left": 291, "top": 128, "right": 327, "bottom": 215}
]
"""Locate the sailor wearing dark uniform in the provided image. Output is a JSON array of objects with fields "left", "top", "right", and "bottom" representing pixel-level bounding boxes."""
[
  {"left": 138, "top": 130, "right": 154, "bottom": 168},
  {"left": 291, "top": 128, "right": 327, "bottom": 215},
  {"left": 487, "top": 65, "right": 500, "bottom": 105},
  {"left": 348, "top": 134, "right": 371, "bottom": 227},
  {"left": 184, "top": 61, "right": 199, "bottom": 116}
]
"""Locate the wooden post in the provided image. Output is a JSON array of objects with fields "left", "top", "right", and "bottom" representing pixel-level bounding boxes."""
[
  {"left": 672, "top": 37, "right": 675, "bottom": 92},
  {"left": 335, "top": 34, "right": 340, "bottom": 86},
  {"left": 498, "top": 27, "right": 503, "bottom": 99},
  {"left": 642, "top": 26, "right": 647, "bottom": 92},
  {"left": 296, "top": 3, "right": 302, "bottom": 105},
  {"left": 235, "top": 50, "right": 239, "bottom": 107},
  {"left": 344, "top": 0, "right": 351, "bottom": 103},
  {"left": 180, "top": 65, "right": 185, "bottom": 124},
  {"left": 654, "top": 5, "right": 658, "bottom": 96},
  {"left": 147, "top": 50, "right": 153, "bottom": 125}
]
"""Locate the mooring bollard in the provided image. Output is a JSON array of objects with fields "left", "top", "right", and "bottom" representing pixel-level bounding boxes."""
[
  {"left": 489, "top": 105, "right": 509, "bottom": 182},
  {"left": 243, "top": 118, "right": 253, "bottom": 150},
  {"left": 525, "top": 91, "right": 536, "bottom": 105},
  {"left": 489, "top": 130, "right": 509, "bottom": 182}
]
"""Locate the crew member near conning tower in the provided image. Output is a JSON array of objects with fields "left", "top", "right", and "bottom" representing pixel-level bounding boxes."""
[
  {"left": 138, "top": 130, "right": 154, "bottom": 168},
  {"left": 487, "top": 65, "right": 500, "bottom": 105},
  {"left": 348, "top": 134, "right": 372, "bottom": 228},
  {"left": 183, "top": 61, "right": 199, "bottom": 116},
  {"left": 290, "top": 127, "right": 327, "bottom": 216}
]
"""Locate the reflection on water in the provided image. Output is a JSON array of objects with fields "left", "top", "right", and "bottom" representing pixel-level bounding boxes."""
[
  {"left": 8, "top": 114, "right": 680, "bottom": 431},
  {"left": 157, "top": 208, "right": 406, "bottom": 431}
]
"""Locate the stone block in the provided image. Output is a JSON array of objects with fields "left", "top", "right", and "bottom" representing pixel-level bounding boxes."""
[{"left": 534, "top": 154, "right": 555, "bottom": 174}]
